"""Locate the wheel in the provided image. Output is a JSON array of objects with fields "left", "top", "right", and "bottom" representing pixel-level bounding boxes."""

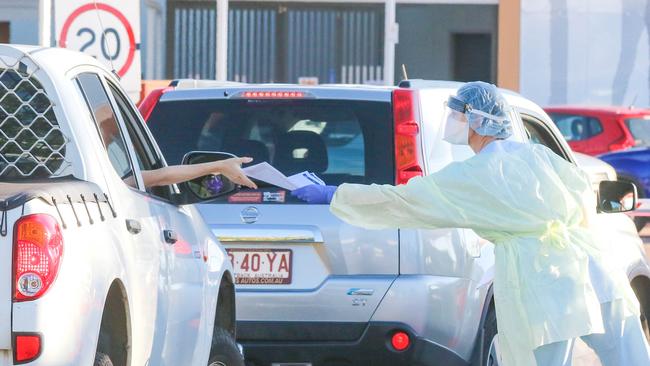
[
  {"left": 94, "top": 352, "right": 114, "bottom": 366},
  {"left": 208, "top": 327, "right": 244, "bottom": 366},
  {"left": 483, "top": 307, "right": 502, "bottom": 366}
]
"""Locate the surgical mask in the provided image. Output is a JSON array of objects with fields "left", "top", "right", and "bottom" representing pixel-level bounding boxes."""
[{"left": 443, "top": 114, "right": 469, "bottom": 145}]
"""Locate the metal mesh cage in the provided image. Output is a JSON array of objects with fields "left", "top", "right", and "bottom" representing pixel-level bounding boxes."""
[{"left": 0, "top": 53, "right": 70, "bottom": 179}]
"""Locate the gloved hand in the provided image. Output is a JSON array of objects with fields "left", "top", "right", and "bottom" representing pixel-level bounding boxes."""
[{"left": 291, "top": 185, "right": 337, "bottom": 204}]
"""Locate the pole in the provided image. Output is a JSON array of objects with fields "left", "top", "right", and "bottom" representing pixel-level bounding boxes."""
[
  {"left": 383, "top": 0, "right": 398, "bottom": 86},
  {"left": 216, "top": 0, "right": 229, "bottom": 81},
  {"left": 38, "top": 0, "right": 52, "bottom": 47}
]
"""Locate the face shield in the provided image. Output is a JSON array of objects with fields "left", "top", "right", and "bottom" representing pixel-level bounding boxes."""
[
  {"left": 442, "top": 98, "right": 470, "bottom": 145},
  {"left": 445, "top": 95, "right": 512, "bottom": 143}
]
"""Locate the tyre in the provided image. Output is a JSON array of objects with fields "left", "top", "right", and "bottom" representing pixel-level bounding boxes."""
[
  {"left": 482, "top": 307, "right": 502, "bottom": 366},
  {"left": 208, "top": 328, "right": 244, "bottom": 366},
  {"left": 94, "top": 352, "right": 114, "bottom": 366}
]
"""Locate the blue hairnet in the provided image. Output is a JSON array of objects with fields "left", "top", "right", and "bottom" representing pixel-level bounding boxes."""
[{"left": 454, "top": 81, "right": 513, "bottom": 139}]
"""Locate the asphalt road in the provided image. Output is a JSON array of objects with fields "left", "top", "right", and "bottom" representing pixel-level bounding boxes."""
[{"left": 574, "top": 224, "right": 649, "bottom": 365}]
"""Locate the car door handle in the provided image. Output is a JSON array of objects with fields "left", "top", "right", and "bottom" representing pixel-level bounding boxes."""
[
  {"left": 125, "top": 219, "right": 141, "bottom": 235},
  {"left": 163, "top": 229, "right": 178, "bottom": 244}
]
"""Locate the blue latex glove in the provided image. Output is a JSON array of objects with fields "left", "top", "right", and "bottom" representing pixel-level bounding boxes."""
[{"left": 291, "top": 185, "right": 337, "bottom": 204}]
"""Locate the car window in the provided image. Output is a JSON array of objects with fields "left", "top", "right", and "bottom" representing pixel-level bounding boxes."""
[
  {"left": 106, "top": 81, "right": 173, "bottom": 199},
  {"left": 522, "top": 115, "right": 570, "bottom": 161},
  {"left": 547, "top": 113, "right": 603, "bottom": 141},
  {"left": 0, "top": 66, "right": 70, "bottom": 179},
  {"left": 75, "top": 73, "right": 135, "bottom": 185},
  {"left": 625, "top": 118, "right": 650, "bottom": 147},
  {"left": 148, "top": 98, "right": 394, "bottom": 189}
]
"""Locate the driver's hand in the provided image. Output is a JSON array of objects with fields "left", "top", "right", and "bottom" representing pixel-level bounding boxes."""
[{"left": 218, "top": 157, "right": 257, "bottom": 189}]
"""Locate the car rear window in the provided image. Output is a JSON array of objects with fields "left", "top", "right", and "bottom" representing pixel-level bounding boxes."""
[
  {"left": 148, "top": 98, "right": 394, "bottom": 193},
  {"left": 0, "top": 66, "right": 69, "bottom": 180},
  {"left": 625, "top": 118, "right": 650, "bottom": 147}
]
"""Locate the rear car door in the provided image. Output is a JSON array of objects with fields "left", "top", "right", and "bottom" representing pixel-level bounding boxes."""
[
  {"left": 104, "top": 79, "right": 208, "bottom": 365},
  {"left": 147, "top": 91, "right": 398, "bottom": 343}
]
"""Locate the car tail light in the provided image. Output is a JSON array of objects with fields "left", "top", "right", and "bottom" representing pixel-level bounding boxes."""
[
  {"left": 138, "top": 86, "right": 173, "bottom": 122},
  {"left": 237, "top": 91, "right": 308, "bottom": 99},
  {"left": 13, "top": 214, "right": 63, "bottom": 302},
  {"left": 14, "top": 333, "right": 41, "bottom": 363},
  {"left": 393, "top": 89, "right": 423, "bottom": 185},
  {"left": 390, "top": 331, "right": 411, "bottom": 351}
]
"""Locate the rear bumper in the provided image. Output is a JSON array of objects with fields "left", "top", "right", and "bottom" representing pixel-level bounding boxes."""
[{"left": 240, "top": 321, "right": 469, "bottom": 366}]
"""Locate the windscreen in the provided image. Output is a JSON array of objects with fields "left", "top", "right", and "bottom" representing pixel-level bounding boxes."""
[
  {"left": 625, "top": 117, "right": 650, "bottom": 147},
  {"left": 148, "top": 98, "right": 394, "bottom": 190}
]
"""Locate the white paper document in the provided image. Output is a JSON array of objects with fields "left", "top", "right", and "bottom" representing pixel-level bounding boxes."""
[{"left": 243, "top": 162, "right": 324, "bottom": 190}]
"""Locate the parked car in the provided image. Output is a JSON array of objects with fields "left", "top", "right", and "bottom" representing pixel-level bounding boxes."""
[
  {"left": 141, "top": 79, "right": 650, "bottom": 366},
  {"left": 0, "top": 45, "right": 243, "bottom": 366},
  {"left": 543, "top": 106, "right": 650, "bottom": 156},
  {"left": 597, "top": 147, "right": 650, "bottom": 231}
]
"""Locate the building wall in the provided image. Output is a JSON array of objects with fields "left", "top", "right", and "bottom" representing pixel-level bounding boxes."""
[
  {"left": 141, "top": 0, "right": 167, "bottom": 79},
  {"left": 395, "top": 3, "right": 498, "bottom": 84},
  {"left": 520, "top": 0, "right": 650, "bottom": 107},
  {"left": 0, "top": 0, "right": 39, "bottom": 44}
]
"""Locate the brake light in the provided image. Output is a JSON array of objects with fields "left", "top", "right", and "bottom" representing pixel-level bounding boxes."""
[
  {"left": 240, "top": 91, "right": 306, "bottom": 99},
  {"left": 138, "top": 87, "right": 173, "bottom": 122},
  {"left": 390, "top": 331, "right": 411, "bottom": 351},
  {"left": 393, "top": 89, "right": 423, "bottom": 185},
  {"left": 14, "top": 334, "right": 41, "bottom": 363},
  {"left": 13, "top": 214, "right": 63, "bottom": 302}
]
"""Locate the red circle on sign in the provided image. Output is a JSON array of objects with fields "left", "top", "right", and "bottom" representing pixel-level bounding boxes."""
[{"left": 59, "top": 3, "right": 136, "bottom": 77}]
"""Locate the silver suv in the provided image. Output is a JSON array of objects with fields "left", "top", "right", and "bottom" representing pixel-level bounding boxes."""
[{"left": 142, "top": 79, "right": 650, "bottom": 366}]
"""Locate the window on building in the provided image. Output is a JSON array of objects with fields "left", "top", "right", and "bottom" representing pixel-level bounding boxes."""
[{"left": 452, "top": 33, "right": 494, "bottom": 83}]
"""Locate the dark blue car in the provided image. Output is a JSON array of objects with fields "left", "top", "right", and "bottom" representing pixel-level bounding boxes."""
[{"left": 598, "top": 147, "right": 650, "bottom": 230}]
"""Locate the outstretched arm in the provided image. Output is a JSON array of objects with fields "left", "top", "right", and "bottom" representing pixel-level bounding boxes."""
[{"left": 139, "top": 157, "right": 258, "bottom": 189}]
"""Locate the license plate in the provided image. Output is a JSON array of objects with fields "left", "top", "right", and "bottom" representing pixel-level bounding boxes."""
[{"left": 226, "top": 249, "right": 293, "bottom": 285}]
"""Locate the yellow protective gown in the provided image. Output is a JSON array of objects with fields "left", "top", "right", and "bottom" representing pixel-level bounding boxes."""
[{"left": 330, "top": 141, "right": 639, "bottom": 366}]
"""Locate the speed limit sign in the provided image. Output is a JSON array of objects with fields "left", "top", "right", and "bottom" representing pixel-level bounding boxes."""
[{"left": 55, "top": 1, "right": 141, "bottom": 100}]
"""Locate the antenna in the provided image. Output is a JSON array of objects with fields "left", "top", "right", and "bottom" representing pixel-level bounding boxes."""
[
  {"left": 93, "top": 0, "right": 117, "bottom": 76},
  {"left": 401, "top": 64, "right": 409, "bottom": 81}
]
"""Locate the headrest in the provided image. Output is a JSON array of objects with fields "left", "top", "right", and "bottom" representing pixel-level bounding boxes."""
[
  {"left": 275, "top": 131, "right": 328, "bottom": 175},
  {"left": 223, "top": 139, "right": 270, "bottom": 165}
]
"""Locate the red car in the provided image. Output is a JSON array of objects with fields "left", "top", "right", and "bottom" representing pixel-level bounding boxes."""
[{"left": 544, "top": 106, "right": 650, "bottom": 156}]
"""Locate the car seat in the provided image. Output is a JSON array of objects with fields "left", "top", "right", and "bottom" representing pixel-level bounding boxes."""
[
  {"left": 223, "top": 139, "right": 270, "bottom": 166},
  {"left": 275, "top": 131, "right": 328, "bottom": 176}
]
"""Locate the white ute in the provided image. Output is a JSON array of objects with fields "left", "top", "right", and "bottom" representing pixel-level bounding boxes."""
[{"left": 0, "top": 45, "right": 243, "bottom": 365}]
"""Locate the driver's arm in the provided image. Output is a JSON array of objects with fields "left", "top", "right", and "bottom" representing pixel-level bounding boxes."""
[{"left": 137, "top": 158, "right": 257, "bottom": 189}]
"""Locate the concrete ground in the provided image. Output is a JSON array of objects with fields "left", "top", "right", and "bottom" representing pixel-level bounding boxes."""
[{"left": 572, "top": 223, "right": 650, "bottom": 365}]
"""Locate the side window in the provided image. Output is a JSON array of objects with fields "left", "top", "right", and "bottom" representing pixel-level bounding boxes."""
[
  {"left": 548, "top": 113, "right": 602, "bottom": 141},
  {"left": 106, "top": 82, "right": 160, "bottom": 171},
  {"left": 75, "top": 73, "right": 135, "bottom": 185},
  {"left": 522, "top": 116, "right": 570, "bottom": 161},
  {"left": 589, "top": 118, "right": 603, "bottom": 135},
  {"left": 106, "top": 81, "right": 172, "bottom": 198}
]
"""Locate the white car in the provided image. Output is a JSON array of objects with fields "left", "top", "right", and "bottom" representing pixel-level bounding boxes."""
[{"left": 0, "top": 44, "right": 243, "bottom": 365}]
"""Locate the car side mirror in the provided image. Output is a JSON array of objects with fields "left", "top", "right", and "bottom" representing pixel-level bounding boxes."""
[
  {"left": 597, "top": 180, "right": 637, "bottom": 213},
  {"left": 172, "top": 151, "right": 240, "bottom": 205}
]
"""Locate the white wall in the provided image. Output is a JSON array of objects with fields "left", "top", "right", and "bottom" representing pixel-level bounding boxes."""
[
  {"left": 0, "top": 0, "right": 39, "bottom": 44},
  {"left": 521, "top": 0, "right": 650, "bottom": 107}
]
